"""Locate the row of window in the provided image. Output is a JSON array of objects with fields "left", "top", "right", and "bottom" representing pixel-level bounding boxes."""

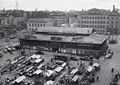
[
  {"left": 78, "top": 21, "right": 119, "bottom": 24},
  {"left": 95, "top": 29, "right": 105, "bottom": 33},
  {"left": 79, "top": 25, "right": 106, "bottom": 28},
  {"left": 81, "top": 16, "right": 119, "bottom": 20},
  {"left": 28, "top": 23, "right": 46, "bottom": 27},
  {"left": 78, "top": 25, "right": 118, "bottom": 28},
  {"left": 29, "top": 28, "right": 38, "bottom": 31}
]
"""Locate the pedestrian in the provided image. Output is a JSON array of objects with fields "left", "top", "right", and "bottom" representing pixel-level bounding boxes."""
[
  {"left": 111, "top": 68, "right": 114, "bottom": 73},
  {"left": 96, "top": 76, "right": 99, "bottom": 81}
]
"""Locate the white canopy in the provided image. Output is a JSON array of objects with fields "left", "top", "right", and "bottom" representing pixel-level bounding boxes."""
[
  {"left": 31, "top": 54, "right": 41, "bottom": 59},
  {"left": 33, "top": 69, "right": 42, "bottom": 74},
  {"left": 34, "top": 59, "right": 42, "bottom": 63},
  {"left": 35, "top": 55, "right": 41, "bottom": 59},
  {"left": 31, "top": 54, "right": 36, "bottom": 58},
  {"left": 72, "top": 75, "right": 79, "bottom": 81},
  {"left": 93, "top": 63, "right": 100, "bottom": 67},
  {"left": 45, "top": 70, "right": 54, "bottom": 77},
  {"left": 61, "top": 62, "right": 67, "bottom": 67},
  {"left": 37, "top": 64, "right": 44, "bottom": 69},
  {"left": 54, "top": 66, "right": 63, "bottom": 72},
  {"left": 70, "top": 69, "right": 78, "bottom": 75},
  {"left": 11, "top": 60, "right": 18, "bottom": 64},
  {"left": 45, "top": 80, "right": 54, "bottom": 85},
  {"left": 87, "top": 66, "right": 94, "bottom": 72},
  {"left": 15, "top": 75, "right": 26, "bottom": 83},
  {"left": 26, "top": 66, "right": 34, "bottom": 72}
]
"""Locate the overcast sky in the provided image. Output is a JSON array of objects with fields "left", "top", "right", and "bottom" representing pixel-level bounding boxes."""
[{"left": 0, "top": 0, "right": 120, "bottom": 11}]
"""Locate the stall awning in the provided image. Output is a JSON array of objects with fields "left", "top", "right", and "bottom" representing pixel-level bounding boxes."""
[
  {"left": 34, "top": 59, "right": 42, "bottom": 63},
  {"left": 72, "top": 75, "right": 79, "bottom": 82},
  {"left": 54, "top": 66, "right": 63, "bottom": 72},
  {"left": 61, "top": 62, "right": 67, "bottom": 68},
  {"left": 45, "top": 70, "right": 54, "bottom": 77},
  {"left": 87, "top": 66, "right": 94, "bottom": 72},
  {"left": 37, "top": 64, "right": 44, "bottom": 69},
  {"left": 93, "top": 63, "right": 100, "bottom": 67},
  {"left": 70, "top": 68, "right": 78, "bottom": 75},
  {"left": 15, "top": 75, "right": 26, "bottom": 83},
  {"left": 33, "top": 69, "right": 42, "bottom": 74}
]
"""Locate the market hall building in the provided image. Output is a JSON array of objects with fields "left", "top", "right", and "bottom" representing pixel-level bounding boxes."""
[{"left": 19, "top": 27, "right": 109, "bottom": 58}]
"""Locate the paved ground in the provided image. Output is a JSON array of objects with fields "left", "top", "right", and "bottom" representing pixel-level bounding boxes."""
[
  {"left": 91, "top": 42, "right": 120, "bottom": 85},
  {"left": 0, "top": 36, "right": 120, "bottom": 85}
]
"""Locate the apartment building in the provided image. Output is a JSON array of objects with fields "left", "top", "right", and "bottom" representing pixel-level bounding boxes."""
[{"left": 77, "top": 5, "right": 120, "bottom": 34}]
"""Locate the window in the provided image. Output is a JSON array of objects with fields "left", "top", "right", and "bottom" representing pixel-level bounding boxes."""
[
  {"left": 111, "top": 22, "right": 113, "bottom": 24},
  {"left": 29, "top": 28, "right": 31, "bottom": 30},
  {"left": 32, "top": 24, "right": 34, "bottom": 26},
  {"left": 107, "top": 25, "right": 109, "bottom": 28},
  {"left": 95, "top": 17, "right": 97, "bottom": 19},
  {"left": 107, "top": 17, "right": 109, "bottom": 19},
  {"left": 103, "top": 26, "right": 105, "bottom": 28},
  {"left": 35, "top": 24, "right": 36, "bottom": 27},
  {"left": 107, "top": 21, "right": 109, "bottom": 24},
  {"left": 41, "top": 24, "right": 42, "bottom": 26},
  {"left": 35, "top": 28, "right": 37, "bottom": 30},
  {"left": 111, "top": 25, "right": 113, "bottom": 28},
  {"left": 116, "top": 22, "right": 118, "bottom": 24},
  {"left": 44, "top": 23, "right": 45, "bottom": 27},
  {"left": 29, "top": 23, "right": 31, "bottom": 27},
  {"left": 92, "top": 17, "right": 94, "bottom": 19},
  {"left": 116, "top": 25, "right": 118, "bottom": 28},
  {"left": 38, "top": 24, "right": 39, "bottom": 27}
]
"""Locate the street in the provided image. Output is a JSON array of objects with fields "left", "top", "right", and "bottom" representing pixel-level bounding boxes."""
[{"left": 92, "top": 42, "right": 120, "bottom": 85}]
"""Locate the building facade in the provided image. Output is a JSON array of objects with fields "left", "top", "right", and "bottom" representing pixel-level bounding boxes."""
[
  {"left": 20, "top": 28, "right": 109, "bottom": 58},
  {"left": 27, "top": 18, "right": 54, "bottom": 31},
  {"left": 77, "top": 6, "right": 120, "bottom": 34}
]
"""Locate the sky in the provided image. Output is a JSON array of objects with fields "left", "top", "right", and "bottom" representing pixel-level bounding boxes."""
[{"left": 0, "top": 0, "right": 120, "bottom": 11}]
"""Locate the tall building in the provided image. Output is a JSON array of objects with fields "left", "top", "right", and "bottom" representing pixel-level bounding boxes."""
[{"left": 77, "top": 5, "right": 120, "bottom": 34}]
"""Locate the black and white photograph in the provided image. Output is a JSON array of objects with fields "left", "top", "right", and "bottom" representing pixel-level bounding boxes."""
[{"left": 0, "top": 0, "right": 120, "bottom": 85}]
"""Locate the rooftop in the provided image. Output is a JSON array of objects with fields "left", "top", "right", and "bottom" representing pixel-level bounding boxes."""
[
  {"left": 31, "top": 33, "right": 107, "bottom": 44},
  {"left": 27, "top": 18, "right": 53, "bottom": 23},
  {"left": 35, "top": 27, "right": 93, "bottom": 35}
]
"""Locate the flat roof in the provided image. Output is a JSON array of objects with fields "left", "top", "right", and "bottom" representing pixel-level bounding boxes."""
[
  {"left": 31, "top": 33, "right": 107, "bottom": 44},
  {"left": 35, "top": 27, "right": 93, "bottom": 35}
]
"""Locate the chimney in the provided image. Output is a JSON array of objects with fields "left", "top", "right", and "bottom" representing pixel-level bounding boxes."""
[{"left": 113, "top": 5, "right": 115, "bottom": 11}]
